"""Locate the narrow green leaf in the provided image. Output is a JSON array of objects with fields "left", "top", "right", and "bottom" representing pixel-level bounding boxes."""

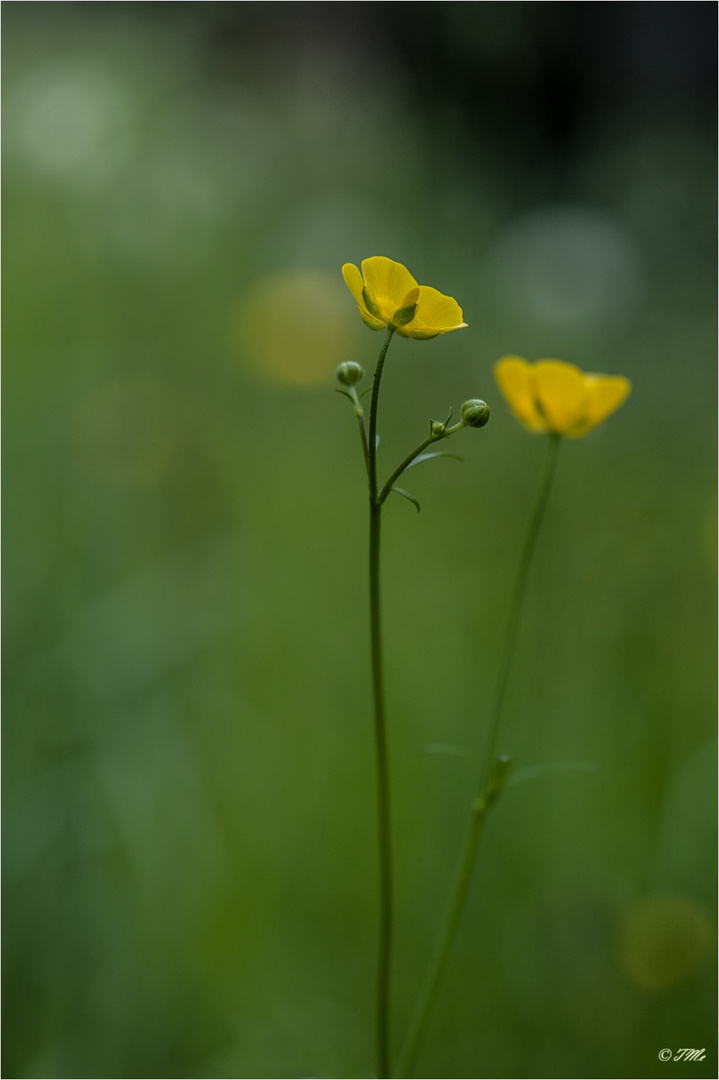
[
  {"left": 506, "top": 760, "right": 599, "bottom": 788},
  {"left": 426, "top": 743, "right": 479, "bottom": 772},
  {"left": 335, "top": 388, "right": 354, "bottom": 402},
  {"left": 392, "top": 486, "right": 420, "bottom": 512},
  {"left": 406, "top": 451, "right": 464, "bottom": 470}
]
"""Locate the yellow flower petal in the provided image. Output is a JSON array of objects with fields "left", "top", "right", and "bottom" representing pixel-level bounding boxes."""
[
  {"left": 402, "top": 285, "right": 467, "bottom": 339},
  {"left": 358, "top": 310, "right": 386, "bottom": 331},
  {"left": 342, "top": 262, "right": 385, "bottom": 330},
  {"left": 566, "top": 374, "right": 631, "bottom": 437},
  {"left": 342, "top": 257, "right": 467, "bottom": 338},
  {"left": 360, "top": 256, "right": 419, "bottom": 323},
  {"left": 496, "top": 356, "right": 632, "bottom": 438},
  {"left": 532, "top": 360, "right": 588, "bottom": 434},
  {"left": 341, "top": 262, "right": 364, "bottom": 305},
  {"left": 494, "top": 356, "right": 547, "bottom": 432}
]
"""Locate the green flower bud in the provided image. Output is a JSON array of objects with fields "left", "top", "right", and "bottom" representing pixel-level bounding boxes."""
[
  {"left": 461, "top": 399, "right": 491, "bottom": 428},
  {"left": 431, "top": 420, "right": 446, "bottom": 437},
  {"left": 336, "top": 361, "right": 365, "bottom": 387}
]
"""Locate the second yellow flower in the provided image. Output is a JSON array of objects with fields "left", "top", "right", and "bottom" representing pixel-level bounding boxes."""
[{"left": 495, "top": 356, "right": 631, "bottom": 438}]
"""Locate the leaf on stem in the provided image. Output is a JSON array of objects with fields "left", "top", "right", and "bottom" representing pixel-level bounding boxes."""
[
  {"left": 426, "top": 742, "right": 479, "bottom": 772},
  {"left": 506, "top": 760, "right": 599, "bottom": 788},
  {"left": 391, "top": 486, "right": 421, "bottom": 512},
  {"left": 335, "top": 389, "right": 355, "bottom": 402},
  {"left": 405, "top": 451, "right": 464, "bottom": 470}
]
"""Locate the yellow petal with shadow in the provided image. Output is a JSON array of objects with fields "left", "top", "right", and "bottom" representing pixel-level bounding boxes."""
[
  {"left": 341, "top": 262, "right": 365, "bottom": 306},
  {"left": 567, "top": 374, "right": 632, "bottom": 437},
  {"left": 532, "top": 360, "right": 588, "bottom": 434},
  {"left": 341, "top": 263, "right": 384, "bottom": 330},
  {"left": 402, "top": 285, "right": 467, "bottom": 339},
  {"left": 360, "top": 256, "right": 419, "bottom": 323},
  {"left": 494, "top": 356, "right": 547, "bottom": 432}
]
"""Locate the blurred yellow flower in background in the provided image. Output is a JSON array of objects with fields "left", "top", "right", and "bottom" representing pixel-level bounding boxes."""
[
  {"left": 495, "top": 356, "right": 631, "bottom": 437},
  {"left": 342, "top": 256, "right": 467, "bottom": 340},
  {"left": 231, "top": 271, "right": 355, "bottom": 387},
  {"left": 616, "top": 894, "right": 714, "bottom": 993}
]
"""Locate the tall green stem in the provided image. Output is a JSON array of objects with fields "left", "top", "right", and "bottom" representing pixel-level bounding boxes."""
[
  {"left": 369, "top": 328, "right": 395, "bottom": 502},
  {"left": 369, "top": 497, "right": 392, "bottom": 1078},
  {"left": 397, "top": 433, "right": 561, "bottom": 1079},
  {"left": 479, "top": 431, "right": 561, "bottom": 788},
  {"left": 368, "top": 327, "right": 395, "bottom": 1078}
]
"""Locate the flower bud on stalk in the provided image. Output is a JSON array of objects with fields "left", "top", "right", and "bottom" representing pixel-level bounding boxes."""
[
  {"left": 460, "top": 399, "right": 491, "bottom": 428},
  {"left": 336, "top": 361, "right": 365, "bottom": 387}
]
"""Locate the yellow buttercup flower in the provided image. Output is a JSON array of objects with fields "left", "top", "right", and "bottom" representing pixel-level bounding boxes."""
[
  {"left": 342, "top": 256, "right": 467, "bottom": 340},
  {"left": 495, "top": 356, "right": 631, "bottom": 438}
]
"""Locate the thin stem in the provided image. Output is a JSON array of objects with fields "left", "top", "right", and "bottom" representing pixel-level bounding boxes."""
[
  {"left": 369, "top": 328, "right": 395, "bottom": 501},
  {"left": 356, "top": 409, "right": 370, "bottom": 480},
  {"left": 378, "top": 432, "right": 438, "bottom": 505},
  {"left": 396, "top": 433, "right": 561, "bottom": 1079},
  {"left": 370, "top": 497, "right": 392, "bottom": 1078},
  {"left": 378, "top": 415, "right": 470, "bottom": 506},
  {"left": 396, "top": 794, "right": 490, "bottom": 1080},
  {"left": 367, "top": 325, "right": 395, "bottom": 1078},
  {"left": 480, "top": 432, "right": 561, "bottom": 787}
]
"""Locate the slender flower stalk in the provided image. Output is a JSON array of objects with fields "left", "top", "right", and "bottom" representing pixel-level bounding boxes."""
[
  {"left": 377, "top": 403, "right": 485, "bottom": 506},
  {"left": 396, "top": 432, "right": 560, "bottom": 1079},
  {"left": 479, "top": 432, "right": 560, "bottom": 785},
  {"left": 368, "top": 329, "right": 396, "bottom": 501},
  {"left": 367, "top": 327, "right": 396, "bottom": 1079},
  {"left": 379, "top": 431, "right": 438, "bottom": 505},
  {"left": 337, "top": 256, "right": 482, "bottom": 1079},
  {"left": 398, "top": 354, "right": 631, "bottom": 1078},
  {"left": 336, "top": 361, "right": 370, "bottom": 476},
  {"left": 365, "top": 345, "right": 486, "bottom": 1077}
]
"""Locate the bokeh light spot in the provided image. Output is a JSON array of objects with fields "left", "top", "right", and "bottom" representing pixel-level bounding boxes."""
[
  {"left": 5, "top": 61, "right": 136, "bottom": 186},
  {"left": 616, "top": 894, "right": 714, "bottom": 992},
  {"left": 229, "top": 270, "right": 356, "bottom": 387},
  {"left": 486, "top": 204, "right": 643, "bottom": 331}
]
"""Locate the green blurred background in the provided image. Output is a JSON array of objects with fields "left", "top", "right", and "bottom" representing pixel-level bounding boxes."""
[{"left": 3, "top": 3, "right": 716, "bottom": 1078}]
